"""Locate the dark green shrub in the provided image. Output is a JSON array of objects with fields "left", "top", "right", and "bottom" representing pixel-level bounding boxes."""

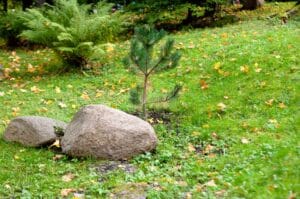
[
  {"left": 20, "top": 0, "right": 124, "bottom": 69},
  {"left": 0, "top": 11, "right": 27, "bottom": 47}
]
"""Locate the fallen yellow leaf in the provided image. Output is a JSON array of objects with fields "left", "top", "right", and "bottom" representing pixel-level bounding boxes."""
[
  {"left": 95, "top": 91, "right": 103, "bottom": 98},
  {"left": 49, "top": 139, "right": 60, "bottom": 148},
  {"left": 12, "top": 107, "right": 20, "bottom": 116},
  {"left": 214, "top": 62, "right": 221, "bottom": 70},
  {"left": 30, "top": 86, "right": 43, "bottom": 94},
  {"left": 240, "top": 65, "right": 249, "bottom": 73},
  {"left": 217, "top": 102, "right": 227, "bottom": 112},
  {"left": 192, "top": 131, "right": 200, "bottom": 136},
  {"left": 81, "top": 92, "right": 90, "bottom": 100},
  {"left": 39, "top": 107, "right": 48, "bottom": 113},
  {"left": 55, "top": 87, "right": 61, "bottom": 94}
]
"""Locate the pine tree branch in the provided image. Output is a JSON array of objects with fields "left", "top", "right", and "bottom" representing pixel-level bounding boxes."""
[{"left": 146, "top": 84, "right": 182, "bottom": 104}]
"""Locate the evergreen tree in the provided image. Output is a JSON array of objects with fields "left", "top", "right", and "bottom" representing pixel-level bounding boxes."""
[{"left": 124, "top": 25, "right": 181, "bottom": 120}]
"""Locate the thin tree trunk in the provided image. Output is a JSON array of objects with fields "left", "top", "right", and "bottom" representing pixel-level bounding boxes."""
[
  {"left": 142, "top": 75, "right": 148, "bottom": 120},
  {"left": 22, "top": 0, "right": 33, "bottom": 11},
  {"left": 182, "top": 8, "right": 194, "bottom": 25},
  {"left": 242, "top": 0, "right": 264, "bottom": 10},
  {"left": 3, "top": 0, "right": 8, "bottom": 12}
]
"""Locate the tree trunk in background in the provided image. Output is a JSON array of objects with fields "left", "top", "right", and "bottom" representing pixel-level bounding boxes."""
[
  {"left": 2, "top": 0, "right": 8, "bottom": 12},
  {"left": 182, "top": 8, "right": 194, "bottom": 25},
  {"left": 242, "top": 0, "right": 264, "bottom": 10},
  {"left": 22, "top": 0, "right": 33, "bottom": 10}
]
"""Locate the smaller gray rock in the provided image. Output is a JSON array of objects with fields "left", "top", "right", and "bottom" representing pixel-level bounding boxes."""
[{"left": 3, "top": 116, "right": 67, "bottom": 147}]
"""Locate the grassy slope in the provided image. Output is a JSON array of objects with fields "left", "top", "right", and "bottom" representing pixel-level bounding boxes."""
[{"left": 0, "top": 19, "right": 299, "bottom": 198}]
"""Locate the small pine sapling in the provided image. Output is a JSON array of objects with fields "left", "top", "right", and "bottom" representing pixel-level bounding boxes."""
[{"left": 124, "top": 25, "right": 181, "bottom": 120}]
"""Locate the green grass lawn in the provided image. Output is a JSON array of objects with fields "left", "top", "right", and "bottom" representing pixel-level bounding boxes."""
[{"left": 0, "top": 17, "right": 299, "bottom": 198}]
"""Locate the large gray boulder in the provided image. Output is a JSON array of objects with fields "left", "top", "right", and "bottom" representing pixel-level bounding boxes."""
[
  {"left": 3, "top": 116, "right": 67, "bottom": 147},
  {"left": 61, "top": 105, "right": 158, "bottom": 160}
]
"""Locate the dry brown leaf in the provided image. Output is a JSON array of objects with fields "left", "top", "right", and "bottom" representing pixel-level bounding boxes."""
[
  {"left": 81, "top": 92, "right": 90, "bottom": 100},
  {"left": 53, "top": 154, "right": 64, "bottom": 161},
  {"left": 208, "top": 153, "right": 217, "bottom": 158},
  {"left": 62, "top": 173, "right": 75, "bottom": 182},
  {"left": 175, "top": 181, "right": 188, "bottom": 187},
  {"left": 278, "top": 102, "right": 286, "bottom": 109},
  {"left": 265, "top": 99, "right": 274, "bottom": 106},
  {"left": 200, "top": 80, "right": 209, "bottom": 90},
  {"left": 33, "top": 76, "right": 42, "bottom": 82},
  {"left": 27, "top": 64, "right": 36, "bottom": 73},
  {"left": 203, "top": 144, "right": 214, "bottom": 154},
  {"left": 211, "top": 132, "right": 218, "bottom": 139},
  {"left": 206, "top": 179, "right": 217, "bottom": 187},
  {"left": 288, "top": 192, "right": 297, "bottom": 199},
  {"left": 185, "top": 192, "right": 192, "bottom": 199},
  {"left": 61, "top": 188, "right": 76, "bottom": 197},
  {"left": 215, "top": 190, "right": 226, "bottom": 197},
  {"left": 30, "top": 86, "right": 43, "bottom": 93}
]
